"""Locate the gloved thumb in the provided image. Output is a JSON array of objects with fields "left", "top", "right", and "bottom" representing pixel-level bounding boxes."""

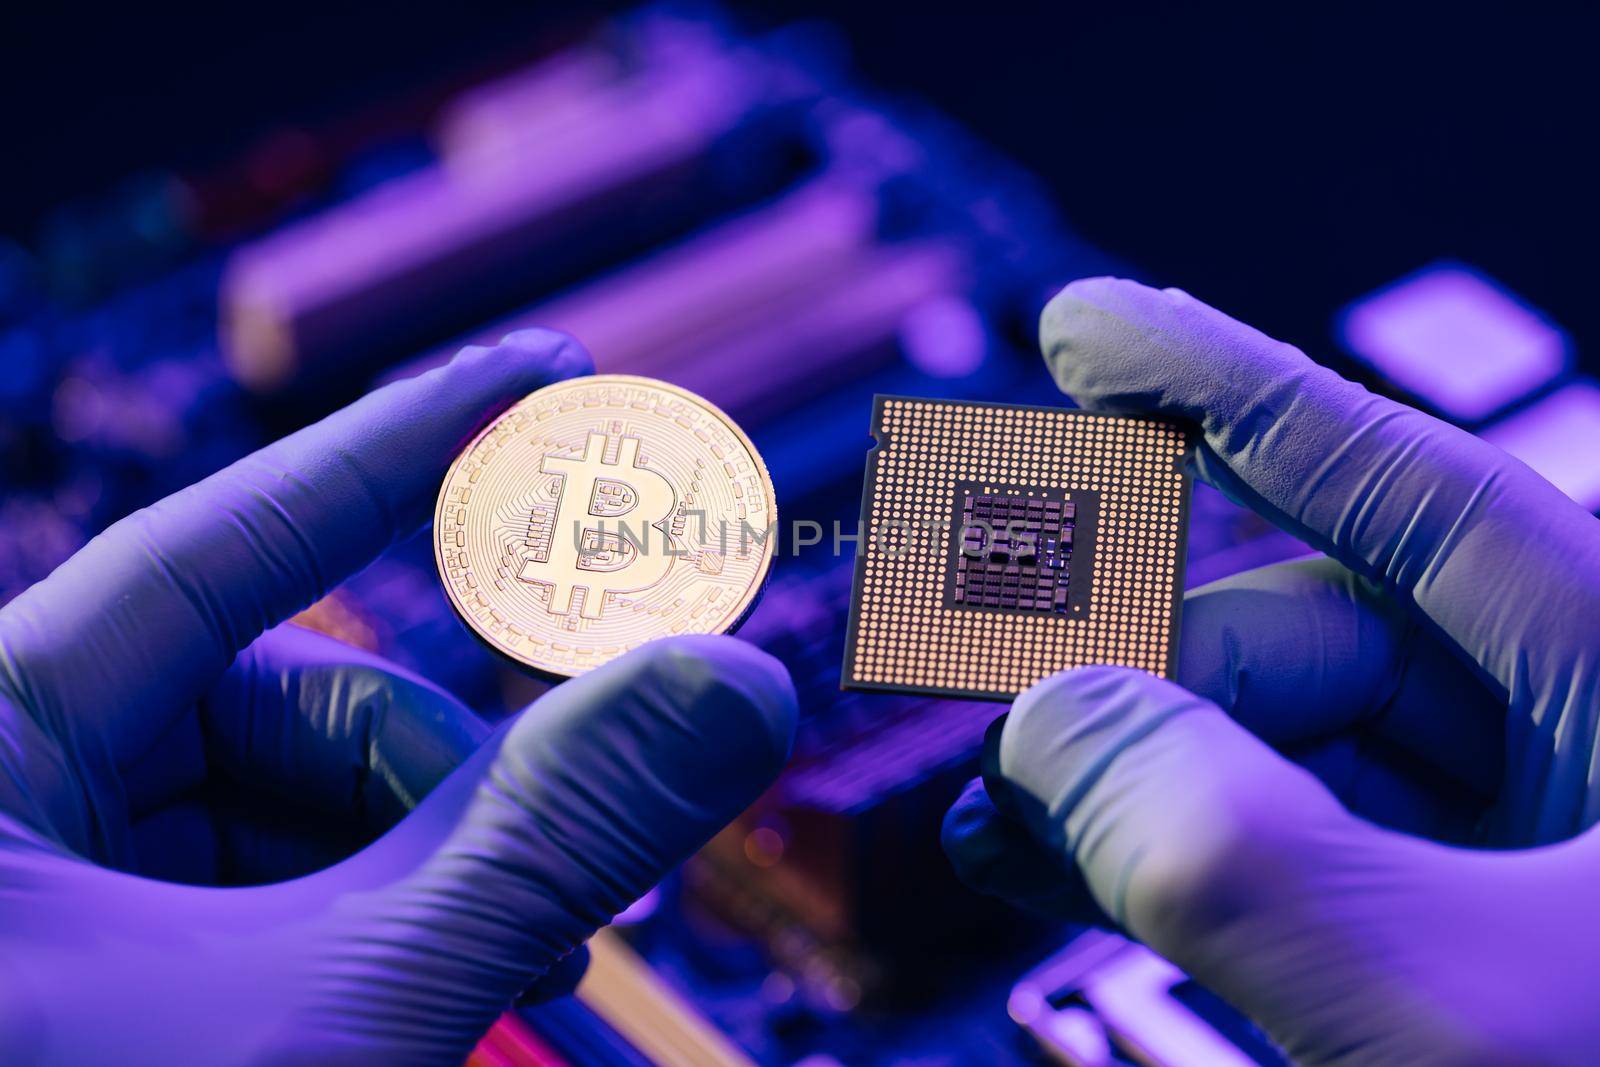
[
  {"left": 321, "top": 635, "right": 796, "bottom": 1058},
  {"left": 988, "top": 666, "right": 1402, "bottom": 1043}
]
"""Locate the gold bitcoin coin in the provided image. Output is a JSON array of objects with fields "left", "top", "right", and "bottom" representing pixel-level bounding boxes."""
[{"left": 434, "top": 374, "right": 777, "bottom": 677}]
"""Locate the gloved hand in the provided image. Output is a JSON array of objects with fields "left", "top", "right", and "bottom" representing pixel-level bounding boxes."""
[
  {"left": 943, "top": 277, "right": 1600, "bottom": 1065},
  {"left": 0, "top": 333, "right": 797, "bottom": 1066}
]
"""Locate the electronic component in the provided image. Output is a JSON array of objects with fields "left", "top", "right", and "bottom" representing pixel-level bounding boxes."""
[
  {"left": 842, "top": 395, "right": 1194, "bottom": 700},
  {"left": 4, "top": 6, "right": 1340, "bottom": 1063},
  {"left": 469, "top": 929, "right": 757, "bottom": 1067},
  {"left": 390, "top": 179, "right": 966, "bottom": 416},
  {"left": 575, "top": 929, "right": 757, "bottom": 1067},
  {"left": 1010, "top": 930, "right": 1287, "bottom": 1066},
  {"left": 1337, "top": 262, "right": 1569, "bottom": 423},
  {"left": 687, "top": 691, "right": 1038, "bottom": 1009},
  {"left": 952, "top": 491, "right": 1075, "bottom": 613},
  {"left": 218, "top": 14, "right": 810, "bottom": 393},
  {"left": 1481, "top": 378, "right": 1600, "bottom": 511}
]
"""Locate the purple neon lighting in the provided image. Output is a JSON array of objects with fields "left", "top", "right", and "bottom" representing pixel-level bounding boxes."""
[
  {"left": 899, "top": 295, "right": 987, "bottom": 378},
  {"left": 1481, "top": 380, "right": 1600, "bottom": 512},
  {"left": 1339, "top": 263, "right": 1568, "bottom": 422}
]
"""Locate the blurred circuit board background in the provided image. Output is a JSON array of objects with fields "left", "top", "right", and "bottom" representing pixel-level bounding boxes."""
[{"left": 2, "top": 4, "right": 1597, "bottom": 1065}]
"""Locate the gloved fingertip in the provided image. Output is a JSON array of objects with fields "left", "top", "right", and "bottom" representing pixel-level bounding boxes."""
[
  {"left": 442, "top": 328, "right": 593, "bottom": 391},
  {"left": 544, "top": 633, "right": 800, "bottom": 799},
  {"left": 497, "top": 328, "right": 595, "bottom": 379},
  {"left": 586, "top": 634, "right": 799, "bottom": 782},
  {"left": 987, "top": 667, "right": 1174, "bottom": 823},
  {"left": 1038, "top": 277, "right": 1166, "bottom": 386},
  {"left": 999, "top": 665, "right": 1199, "bottom": 830},
  {"left": 1008, "top": 664, "right": 1170, "bottom": 744},
  {"left": 1044, "top": 274, "right": 1147, "bottom": 317},
  {"left": 1058, "top": 274, "right": 1124, "bottom": 299}
]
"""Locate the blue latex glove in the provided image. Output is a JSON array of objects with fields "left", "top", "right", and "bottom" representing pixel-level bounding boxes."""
[
  {"left": 944, "top": 277, "right": 1600, "bottom": 1064},
  {"left": 0, "top": 334, "right": 797, "bottom": 1065}
]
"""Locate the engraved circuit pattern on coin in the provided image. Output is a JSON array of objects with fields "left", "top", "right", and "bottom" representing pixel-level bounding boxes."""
[{"left": 434, "top": 374, "right": 776, "bottom": 677}]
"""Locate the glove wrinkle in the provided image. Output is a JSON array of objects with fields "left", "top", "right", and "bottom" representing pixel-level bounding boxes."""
[
  {"left": 0, "top": 336, "right": 800, "bottom": 1066},
  {"left": 949, "top": 278, "right": 1600, "bottom": 1066}
]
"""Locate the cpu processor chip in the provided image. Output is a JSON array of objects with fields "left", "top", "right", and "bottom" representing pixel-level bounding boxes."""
[{"left": 842, "top": 395, "right": 1194, "bottom": 700}]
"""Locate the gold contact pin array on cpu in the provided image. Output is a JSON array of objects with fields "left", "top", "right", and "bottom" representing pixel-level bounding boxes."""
[{"left": 841, "top": 395, "right": 1194, "bottom": 701}]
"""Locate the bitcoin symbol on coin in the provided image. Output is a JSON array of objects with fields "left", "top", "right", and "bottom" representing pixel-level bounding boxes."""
[
  {"left": 434, "top": 375, "right": 776, "bottom": 678},
  {"left": 528, "top": 432, "right": 677, "bottom": 618}
]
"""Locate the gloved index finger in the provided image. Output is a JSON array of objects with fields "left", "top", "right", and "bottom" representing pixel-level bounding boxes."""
[
  {"left": 0, "top": 331, "right": 590, "bottom": 765},
  {"left": 1039, "top": 276, "right": 1600, "bottom": 708}
]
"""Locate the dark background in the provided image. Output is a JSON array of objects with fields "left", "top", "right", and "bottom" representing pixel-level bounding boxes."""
[{"left": 4, "top": 1, "right": 1595, "bottom": 356}]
